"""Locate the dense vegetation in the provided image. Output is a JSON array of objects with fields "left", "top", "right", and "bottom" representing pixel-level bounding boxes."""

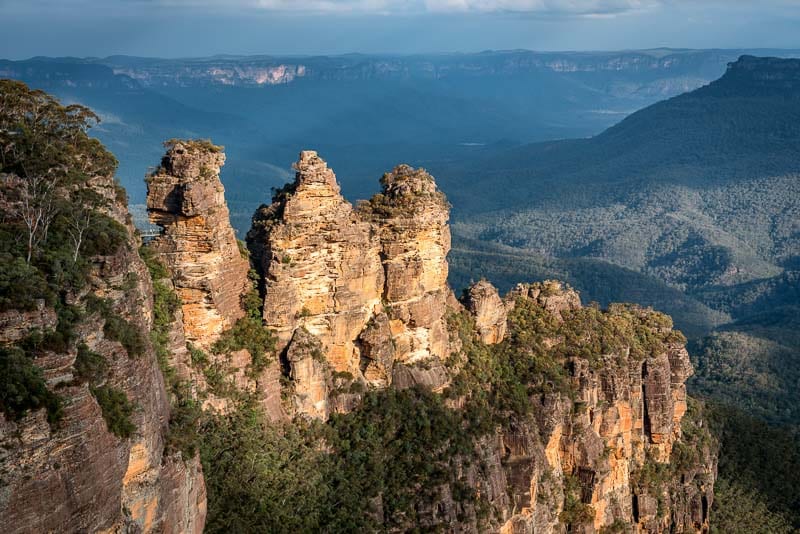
[
  {"left": 704, "top": 402, "right": 800, "bottom": 531},
  {"left": 443, "top": 57, "right": 800, "bottom": 355},
  {"left": 448, "top": 239, "right": 728, "bottom": 339},
  {"left": 0, "top": 79, "right": 137, "bottom": 432},
  {"left": 197, "top": 289, "right": 694, "bottom": 531}
]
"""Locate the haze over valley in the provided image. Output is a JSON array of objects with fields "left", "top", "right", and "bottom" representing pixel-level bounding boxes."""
[{"left": 3, "top": 1, "right": 800, "bottom": 532}]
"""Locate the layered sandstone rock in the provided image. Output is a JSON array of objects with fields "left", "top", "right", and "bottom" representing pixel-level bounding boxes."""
[
  {"left": 494, "top": 283, "right": 713, "bottom": 534},
  {"left": 286, "top": 327, "right": 330, "bottom": 419},
  {"left": 0, "top": 168, "right": 205, "bottom": 533},
  {"left": 465, "top": 280, "right": 507, "bottom": 344},
  {"left": 365, "top": 164, "right": 452, "bottom": 369},
  {"left": 248, "top": 151, "right": 384, "bottom": 378},
  {"left": 146, "top": 140, "right": 250, "bottom": 349},
  {"left": 247, "top": 152, "right": 452, "bottom": 414}
]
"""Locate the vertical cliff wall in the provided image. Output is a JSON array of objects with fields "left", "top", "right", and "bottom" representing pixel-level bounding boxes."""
[
  {"left": 485, "top": 281, "right": 714, "bottom": 533},
  {"left": 146, "top": 140, "right": 250, "bottom": 350},
  {"left": 0, "top": 170, "right": 205, "bottom": 533},
  {"left": 144, "top": 141, "right": 286, "bottom": 418}
]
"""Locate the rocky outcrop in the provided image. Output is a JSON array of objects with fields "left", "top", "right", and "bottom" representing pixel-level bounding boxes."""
[
  {"left": 286, "top": 328, "right": 330, "bottom": 420},
  {"left": 247, "top": 152, "right": 452, "bottom": 415},
  {"left": 492, "top": 283, "right": 714, "bottom": 534},
  {"left": 465, "top": 280, "right": 507, "bottom": 344},
  {"left": 505, "top": 280, "right": 582, "bottom": 321},
  {"left": 146, "top": 140, "right": 250, "bottom": 350},
  {"left": 0, "top": 168, "right": 205, "bottom": 533},
  {"left": 248, "top": 151, "right": 384, "bottom": 379},
  {"left": 366, "top": 164, "right": 452, "bottom": 369},
  {"left": 0, "top": 302, "right": 57, "bottom": 344}
]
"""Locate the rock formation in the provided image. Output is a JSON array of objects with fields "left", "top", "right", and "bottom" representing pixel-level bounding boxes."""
[
  {"left": 144, "top": 141, "right": 287, "bottom": 419},
  {"left": 365, "top": 164, "right": 452, "bottom": 370},
  {"left": 491, "top": 282, "right": 711, "bottom": 533},
  {"left": 248, "top": 150, "right": 384, "bottom": 377},
  {"left": 1, "top": 138, "right": 714, "bottom": 533},
  {"left": 247, "top": 152, "right": 453, "bottom": 417},
  {"left": 146, "top": 140, "right": 250, "bottom": 350},
  {"left": 394, "top": 280, "right": 713, "bottom": 533},
  {"left": 0, "top": 164, "right": 205, "bottom": 533},
  {"left": 465, "top": 279, "right": 507, "bottom": 344}
]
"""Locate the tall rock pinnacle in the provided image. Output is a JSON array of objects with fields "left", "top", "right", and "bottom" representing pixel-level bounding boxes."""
[
  {"left": 247, "top": 152, "right": 454, "bottom": 417},
  {"left": 248, "top": 151, "right": 384, "bottom": 381},
  {"left": 146, "top": 140, "right": 251, "bottom": 349}
]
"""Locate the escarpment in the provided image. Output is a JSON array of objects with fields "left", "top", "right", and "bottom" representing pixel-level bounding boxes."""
[
  {"left": 3, "top": 118, "right": 715, "bottom": 534},
  {"left": 0, "top": 147, "right": 205, "bottom": 531}
]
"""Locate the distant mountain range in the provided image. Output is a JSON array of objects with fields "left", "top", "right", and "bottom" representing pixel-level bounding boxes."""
[{"left": 3, "top": 48, "right": 799, "bottom": 216}]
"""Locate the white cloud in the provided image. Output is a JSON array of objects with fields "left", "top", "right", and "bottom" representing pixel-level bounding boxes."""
[
  {"left": 423, "top": 0, "right": 656, "bottom": 15},
  {"left": 112, "top": 0, "right": 660, "bottom": 15}
]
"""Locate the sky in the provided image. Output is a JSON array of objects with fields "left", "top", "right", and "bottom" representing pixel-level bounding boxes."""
[{"left": 1, "top": 0, "right": 799, "bottom": 58}]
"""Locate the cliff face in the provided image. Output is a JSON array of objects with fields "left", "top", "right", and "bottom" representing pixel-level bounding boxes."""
[
  {"left": 0, "top": 170, "right": 205, "bottom": 533},
  {"left": 247, "top": 152, "right": 452, "bottom": 418},
  {"left": 146, "top": 140, "right": 250, "bottom": 350},
  {"left": 486, "top": 282, "right": 713, "bottom": 533}
]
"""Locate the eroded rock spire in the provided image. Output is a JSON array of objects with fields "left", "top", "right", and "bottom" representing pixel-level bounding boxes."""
[{"left": 146, "top": 140, "right": 251, "bottom": 349}]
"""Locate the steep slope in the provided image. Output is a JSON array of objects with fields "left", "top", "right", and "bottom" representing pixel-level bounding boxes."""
[
  {"left": 438, "top": 56, "right": 800, "bottom": 528},
  {"left": 442, "top": 55, "right": 800, "bottom": 368},
  {"left": 0, "top": 81, "right": 205, "bottom": 533},
  {"left": 443, "top": 57, "right": 800, "bottom": 290},
  {"left": 440, "top": 55, "right": 800, "bottom": 214}
]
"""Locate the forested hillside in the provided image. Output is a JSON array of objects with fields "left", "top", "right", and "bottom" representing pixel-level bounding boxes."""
[{"left": 445, "top": 55, "right": 800, "bottom": 530}]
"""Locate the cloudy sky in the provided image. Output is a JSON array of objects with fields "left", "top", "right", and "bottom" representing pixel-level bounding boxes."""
[{"left": 1, "top": 0, "right": 798, "bottom": 58}]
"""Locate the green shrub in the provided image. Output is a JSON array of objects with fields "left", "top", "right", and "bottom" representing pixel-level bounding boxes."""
[
  {"left": 78, "top": 213, "right": 128, "bottom": 257},
  {"left": 559, "top": 475, "right": 594, "bottom": 527},
  {"left": 166, "top": 384, "right": 203, "bottom": 458},
  {"left": 0, "top": 255, "right": 52, "bottom": 311},
  {"left": 212, "top": 316, "right": 276, "bottom": 377},
  {"left": 90, "top": 385, "right": 136, "bottom": 438},
  {"left": 85, "top": 295, "right": 146, "bottom": 358},
  {"left": 164, "top": 138, "right": 223, "bottom": 153},
  {"left": 0, "top": 346, "right": 63, "bottom": 426},
  {"left": 139, "top": 245, "right": 171, "bottom": 280},
  {"left": 73, "top": 343, "right": 107, "bottom": 384}
]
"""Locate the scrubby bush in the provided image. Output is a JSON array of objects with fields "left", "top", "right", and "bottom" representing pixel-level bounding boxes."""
[
  {"left": 73, "top": 343, "right": 108, "bottom": 384},
  {"left": 85, "top": 295, "right": 146, "bottom": 358},
  {"left": 0, "top": 346, "right": 63, "bottom": 426},
  {"left": 0, "top": 255, "right": 52, "bottom": 311},
  {"left": 90, "top": 385, "right": 136, "bottom": 438}
]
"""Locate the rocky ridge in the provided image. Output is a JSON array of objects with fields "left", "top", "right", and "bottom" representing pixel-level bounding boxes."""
[
  {"left": 146, "top": 145, "right": 715, "bottom": 532},
  {"left": 2, "top": 135, "right": 715, "bottom": 533}
]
